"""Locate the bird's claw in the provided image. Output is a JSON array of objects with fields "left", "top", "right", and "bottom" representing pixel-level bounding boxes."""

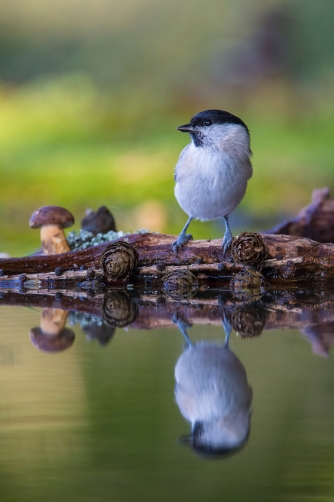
[
  {"left": 173, "top": 312, "right": 193, "bottom": 345},
  {"left": 222, "top": 316, "right": 232, "bottom": 347},
  {"left": 172, "top": 233, "right": 193, "bottom": 254},
  {"left": 172, "top": 312, "right": 192, "bottom": 329},
  {"left": 222, "top": 233, "right": 233, "bottom": 256}
]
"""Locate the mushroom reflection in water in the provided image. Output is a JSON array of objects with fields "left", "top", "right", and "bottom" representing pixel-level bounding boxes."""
[
  {"left": 174, "top": 316, "right": 252, "bottom": 457},
  {"left": 82, "top": 319, "right": 116, "bottom": 346},
  {"left": 30, "top": 308, "right": 75, "bottom": 353}
]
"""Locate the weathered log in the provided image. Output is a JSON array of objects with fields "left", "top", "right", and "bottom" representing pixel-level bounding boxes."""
[
  {"left": 1, "top": 232, "right": 334, "bottom": 285},
  {"left": 266, "top": 187, "right": 334, "bottom": 243},
  {"left": 2, "top": 189, "right": 334, "bottom": 285}
]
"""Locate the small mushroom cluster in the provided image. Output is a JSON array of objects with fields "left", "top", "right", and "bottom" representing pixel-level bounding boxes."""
[
  {"left": 27, "top": 205, "right": 144, "bottom": 285},
  {"left": 29, "top": 204, "right": 120, "bottom": 256}
]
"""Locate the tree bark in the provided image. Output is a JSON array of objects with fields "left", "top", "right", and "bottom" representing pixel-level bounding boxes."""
[
  {"left": 265, "top": 187, "right": 334, "bottom": 242},
  {"left": 1, "top": 287, "right": 334, "bottom": 333},
  {"left": 1, "top": 188, "right": 334, "bottom": 285}
]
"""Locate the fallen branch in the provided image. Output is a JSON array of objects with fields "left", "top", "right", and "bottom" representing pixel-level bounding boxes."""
[
  {"left": 1, "top": 232, "right": 334, "bottom": 285},
  {"left": 265, "top": 187, "right": 334, "bottom": 242},
  {"left": 1, "top": 189, "right": 334, "bottom": 285}
]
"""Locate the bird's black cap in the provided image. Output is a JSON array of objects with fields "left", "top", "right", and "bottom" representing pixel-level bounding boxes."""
[{"left": 190, "top": 109, "right": 249, "bottom": 134}]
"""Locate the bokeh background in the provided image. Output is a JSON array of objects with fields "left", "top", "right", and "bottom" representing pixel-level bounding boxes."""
[{"left": 1, "top": 0, "right": 334, "bottom": 255}]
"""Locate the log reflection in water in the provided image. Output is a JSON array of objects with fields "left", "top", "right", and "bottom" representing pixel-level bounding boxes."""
[
  {"left": 102, "top": 291, "right": 138, "bottom": 327},
  {"left": 301, "top": 323, "right": 334, "bottom": 358},
  {"left": 1, "top": 287, "right": 334, "bottom": 356}
]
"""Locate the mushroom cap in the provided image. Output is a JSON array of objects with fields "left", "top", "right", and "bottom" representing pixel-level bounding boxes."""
[
  {"left": 30, "top": 327, "right": 75, "bottom": 352},
  {"left": 82, "top": 321, "right": 116, "bottom": 346},
  {"left": 29, "top": 206, "right": 75, "bottom": 229},
  {"left": 81, "top": 206, "right": 116, "bottom": 235}
]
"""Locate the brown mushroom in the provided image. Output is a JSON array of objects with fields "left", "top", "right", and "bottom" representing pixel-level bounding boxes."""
[
  {"left": 81, "top": 206, "right": 116, "bottom": 235},
  {"left": 29, "top": 206, "right": 74, "bottom": 255},
  {"left": 30, "top": 307, "right": 75, "bottom": 353},
  {"left": 30, "top": 327, "right": 75, "bottom": 353},
  {"left": 82, "top": 320, "right": 116, "bottom": 346}
]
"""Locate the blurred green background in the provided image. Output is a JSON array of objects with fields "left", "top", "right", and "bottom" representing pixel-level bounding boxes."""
[{"left": 1, "top": 0, "right": 334, "bottom": 255}]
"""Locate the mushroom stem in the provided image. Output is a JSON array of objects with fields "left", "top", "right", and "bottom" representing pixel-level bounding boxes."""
[
  {"left": 41, "top": 224, "right": 70, "bottom": 255},
  {"left": 40, "top": 308, "right": 69, "bottom": 336}
]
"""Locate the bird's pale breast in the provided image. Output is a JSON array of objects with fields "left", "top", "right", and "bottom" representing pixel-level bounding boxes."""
[{"left": 174, "top": 140, "right": 252, "bottom": 221}]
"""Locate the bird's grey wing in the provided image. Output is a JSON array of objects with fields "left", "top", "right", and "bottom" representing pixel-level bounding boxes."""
[
  {"left": 174, "top": 144, "right": 191, "bottom": 182},
  {"left": 244, "top": 156, "right": 253, "bottom": 181}
]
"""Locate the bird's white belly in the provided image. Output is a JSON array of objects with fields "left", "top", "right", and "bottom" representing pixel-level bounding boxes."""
[{"left": 175, "top": 150, "right": 249, "bottom": 221}]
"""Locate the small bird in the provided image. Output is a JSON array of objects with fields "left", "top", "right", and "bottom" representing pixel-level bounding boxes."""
[{"left": 173, "top": 109, "right": 253, "bottom": 253}]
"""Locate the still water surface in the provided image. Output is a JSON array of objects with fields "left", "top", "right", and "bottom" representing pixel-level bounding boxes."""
[{"left": 1, "top": 293, "right": 334, "bottom": 502}]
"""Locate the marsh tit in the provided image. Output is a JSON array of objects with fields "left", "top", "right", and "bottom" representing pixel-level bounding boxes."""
[
  {"left": 173, "top": 109, "right": 253, "bottom": 253},
  {"left": 174, "top": 317, "right": 252, "bottom": 456}
]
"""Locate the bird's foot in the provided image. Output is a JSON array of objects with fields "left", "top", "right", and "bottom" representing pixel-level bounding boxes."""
[
  {"left": 222, "top": 231, "right": 233, "bottom": 255},
  {"left": 172, "top": 312, "right": 193, "bottom": 345},
  {"left": 172, "top": 233, "right": 193, "bottom": 254},
  {"left": 222, "top": 316, "right": 232, "bottom": 347}
]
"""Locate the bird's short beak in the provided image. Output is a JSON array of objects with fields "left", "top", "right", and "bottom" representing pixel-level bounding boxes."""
[{"left": 177, "top": 123, "right": 195, "bottom": 133}]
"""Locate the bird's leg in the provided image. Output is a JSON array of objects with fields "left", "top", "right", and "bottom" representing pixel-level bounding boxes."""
[
  {"left": 222, "top": 215, "right": 233, "bottom": 254},
  {"left": 172, "top": 216, "right": 193, "bottom": 253},
  {"left": 222, "top": 315, "right": 232, "bottom": 348},
  {"left": 172, "top": 312, "right": 193, "bottom": 346}
]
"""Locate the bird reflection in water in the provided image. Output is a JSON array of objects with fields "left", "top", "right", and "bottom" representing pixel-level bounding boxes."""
[{"left": 174, "top": 315, "right": 252, "bottom": 457}]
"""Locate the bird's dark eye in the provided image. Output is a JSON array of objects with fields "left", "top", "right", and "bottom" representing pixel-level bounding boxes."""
[{"left": 204, "top": 119, "right": 212, "bottom": 126}]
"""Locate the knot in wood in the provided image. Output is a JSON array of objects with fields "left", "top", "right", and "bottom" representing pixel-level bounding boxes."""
[
  {"left": 86, "top": 268, "right": 96, "bottom": 279},
  {"left": 100, "top": 241, "right": 138, "bottom": 281},
  {"left": 230, "top": 268, "right": 266, "bottom": 302},
  {"left": 163, "top": 270, "right": 198, "bottom": 300},
  {"left": 232, "top": 305, "right": 266, "bottom": 338},
  {"left": 101, "top": 291, "right": 138, "bottom": 327},
  {"left": 231, "top": 232, "right": 266, "bottom": 264},
  {"left": 156, "top": 262, "right": 166, "bottom": 272},
  {"left": 54, "top": 267, "right": 63, "bottom": 276},
  {"left": 78, "top": 278, "right": 105, "bottom": 291}
]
